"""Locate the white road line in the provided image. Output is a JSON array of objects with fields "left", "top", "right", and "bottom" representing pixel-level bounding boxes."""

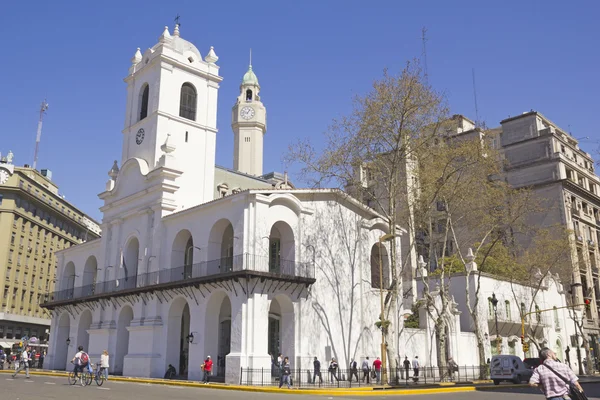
[
  {"left": 97, "top": 387, "right": 111, "bottom": 390},
  {"left": 25, "top": 379, "right": 34, "bottom": 382},
  {"left": 44, "top": 382, "right": 56, "bottom": 385},
  {"left": 5, "top": 378, "right": 14, "bottom": 381}
]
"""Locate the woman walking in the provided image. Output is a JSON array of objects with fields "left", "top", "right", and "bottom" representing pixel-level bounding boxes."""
[{"left": 100, "top": 350, "right": 110, "bottom": 380}]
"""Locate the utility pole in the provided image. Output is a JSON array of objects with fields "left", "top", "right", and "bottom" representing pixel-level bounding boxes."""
[{"left": 33, "top": 100, "right": 49, "bottom": 170}]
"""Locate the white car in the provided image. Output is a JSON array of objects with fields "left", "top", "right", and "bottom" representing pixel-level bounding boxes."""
[{"left": 490, "top": 355, "right": 534, "bottom": 385}]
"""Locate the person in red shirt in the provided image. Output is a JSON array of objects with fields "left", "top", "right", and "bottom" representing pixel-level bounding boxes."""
[
  {"left": 202, "top": 355, "right": 213, "bottom": 384},
  {"left": 373, "top": 357, "right": 382, "bottom": 384}
]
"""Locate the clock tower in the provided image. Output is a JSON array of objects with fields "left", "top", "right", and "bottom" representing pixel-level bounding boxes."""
[
  {"left": 121, "top": 24, "right": 222, "bottom": 207},
  {"left": 232, "top": 61, "right": 267, "bottom": 176}
]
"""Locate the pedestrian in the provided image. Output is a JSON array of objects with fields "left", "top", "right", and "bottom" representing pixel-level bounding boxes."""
[
  {"left": 38, "top": 351, "right": 45, "bottom": 369},
  {"left": 403, "top": 356, "right": 410, "bottom": 381},
  {"left": 529, "top": 347, "right": 585, "bottom": 399},
  {"left": 328, "top": 358, "right": 338, "bottom": 382},
  {"left": 361, "top": 357, "right": 370, "bottom": 383},
  {"left": 0, "top": 350, "right": 5, "bottom": 370},
  {"left": 412, "top": 356, "right": 420, "bottom": 382},
  {"left": 201, "top": 355, "right": 213, "bottom": 384},
  {"left": 312, "top": 356, "right": 322, "bottom": 384},
  {"left": 12, "top": 346, "right": 31, "bottom": 379},
  {"left": 447, "top": 357, "right": 458, "bottom": 381},
  {"left": 349, "top": 359, "right": 359, "bottom": 382},
  {"left": 373, "top": 357, "right": 382, "bottom": 384},
  {"left": 101, "top": 350, "right": 110, "bottom": 380},
  {"left": 278, "top": 357, "right": 291, "bottom": 389}
]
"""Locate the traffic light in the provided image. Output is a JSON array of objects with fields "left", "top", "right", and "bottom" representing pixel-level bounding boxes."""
[
  {"left": 523, "top": 343, "right": 529, "bottom": 353},
  {"left": 585, "top": 299, "right": 591, "bottom": 311},
  {"left": 521, "top": 335, "right": 525, "bottom": 345}
]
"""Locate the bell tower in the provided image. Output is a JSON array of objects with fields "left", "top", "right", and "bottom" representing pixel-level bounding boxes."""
[
  {"left": 122, "top": 24, "right": 222, "bottom": 206},
  {"left": 231, "top": 54, "right": 267, "bottom": 176}
]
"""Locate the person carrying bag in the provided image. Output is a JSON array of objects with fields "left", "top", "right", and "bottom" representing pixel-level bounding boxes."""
[{"left": 529, "top": 347, "right": 587, "bottom": 400}]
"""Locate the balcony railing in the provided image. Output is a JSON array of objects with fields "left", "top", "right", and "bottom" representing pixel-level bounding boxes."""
[{"left": 43, "top": 253, "right": 315, "bottom": 304}]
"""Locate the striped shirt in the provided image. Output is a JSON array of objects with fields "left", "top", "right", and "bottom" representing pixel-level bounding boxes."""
[{"left": 529, "top": 359, "right": 577, "bottom": 398}]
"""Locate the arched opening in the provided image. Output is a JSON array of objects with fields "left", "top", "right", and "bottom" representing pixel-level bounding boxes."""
[
  {"left": 179, "top": 83, "right": 197, "bottom": 121},
  {"left": 76, "top": 310, "right": 92, "bottom": 353},
  {"left": 62, "top": 262, "right": 76, "bottom": 300},
  {"left": 115, "top": 306, "right": 134, "bottom": 375},
  {"left": 204, "top": 292, "right": 231, "bottom": 379},
  {"left": 139, "top": 83, "right": 149, "bottom": 121},
  {"left": 246, "top": 89, "right": 253, "bottom": 101},
  {"left": 121, "top": 237, "right": 139, "bottom": 290},
  {"left": 166, "top": 298, "right": 191, "bottom": 377},
  {"left": 556, "top": 338, "right": 564, "bottom": 361},
  {"left": 82, "top": 256, "right": 98, "bottom": 297},
  {"left": 55, "top": 313, "right": 70, "bottom": 370},
  {"left": 370, "top": 243, "right": 390, "bottom": 289},
  {"left": 171, "top": 230, "right": 195, "bottom": 280},
  {"left": 268, "top": 221, "right": 295, "bottom": 274},
  {"left": 207, "top": 219, "right": 236, "bottom": 274},
  {"left": 268, "top": 295, "right": 295, "bottom": 368}
]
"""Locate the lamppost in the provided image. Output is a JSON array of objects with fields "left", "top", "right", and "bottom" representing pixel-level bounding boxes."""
[
  {"left": 490, "top": 293, "right": 500, "bottom": 355},
  {"left": 570, "top": 282, "right": 584, "bottom": 375},
  {"left": 378, "top": 233, "right": 395, "bottom": 385}
]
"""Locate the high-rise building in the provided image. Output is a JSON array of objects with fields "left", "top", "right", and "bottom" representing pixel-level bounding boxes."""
[{"left": 0, "top": 151, "right": 100, "bottom": 349}]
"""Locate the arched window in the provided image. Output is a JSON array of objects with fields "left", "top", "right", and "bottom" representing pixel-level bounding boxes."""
[
  {"left": 246, "top": 89, "right": 253, "bottom": 101},
  {"left": 505, "top": 300, "right": 511, "bottom": 321},
  {"left": 370, "top": 243, "right": 389, "bottom": 289},
  {"left": 553, "top": 306, "right": 560, "bottom": 328},
  {"left": 139, "top": 84, "right": 149, "bottom": 121},
  {"left": 179, "top": 83, "right": 197, "bottom": 121}
]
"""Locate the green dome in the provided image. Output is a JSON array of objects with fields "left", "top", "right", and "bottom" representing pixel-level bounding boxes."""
[{"left": 242, "top": 65, "right": 259, "bottom": 86}]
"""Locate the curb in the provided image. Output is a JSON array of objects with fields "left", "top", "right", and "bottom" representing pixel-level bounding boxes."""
[{"left": 0, "top": 370, "right": 479, "bottom": 395}]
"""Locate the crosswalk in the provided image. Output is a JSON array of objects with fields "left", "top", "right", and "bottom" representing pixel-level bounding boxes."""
[{"left": 6, "top": 377, "right": 111, "bottom": 390}]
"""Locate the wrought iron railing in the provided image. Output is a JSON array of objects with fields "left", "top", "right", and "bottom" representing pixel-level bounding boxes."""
[
  {"left": 44, "top": 253, "right": 314, "bottom": 304},
  {"left": 239, "top": 365, "right": 489, "bottom": 387}
]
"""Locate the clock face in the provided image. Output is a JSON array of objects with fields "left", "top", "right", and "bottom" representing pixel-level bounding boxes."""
[
  {"left": 0, "top": 169, "right": 8, "bottom": 184},
  {"left": 240, "top": 106, "right": 255, "bottom": 120},
  {"left": 136, "top": 128, "right": 145, "bottom": 145}
]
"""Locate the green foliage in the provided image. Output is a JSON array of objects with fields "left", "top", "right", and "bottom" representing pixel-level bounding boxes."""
[
  {"left": 429, "top": 254, "right": 466, "bottom": 277},
  {"left": 404, "top": 303, "right": 420, "bottom": 328},
  {"left": 475, "top": 241, "right": 525, "bottom": 279}
]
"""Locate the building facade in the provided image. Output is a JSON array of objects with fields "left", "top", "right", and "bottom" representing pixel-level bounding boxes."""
[
  {"left": 42, "top": 24, "right": 400, "bottom": 383},
  {"left": 0, "top": 154, "right": 100, "bottom": 349},
  {"left": 498, "top": 112, "right": 600, "bottom": 353}
]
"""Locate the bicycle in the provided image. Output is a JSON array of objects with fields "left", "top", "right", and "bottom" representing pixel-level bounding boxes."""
[
  {"left": 92, "top": 362, "right": 105, "bottom": 386},
  {"left": 68, "top": 361, "right": 87, "bottom": 386}
]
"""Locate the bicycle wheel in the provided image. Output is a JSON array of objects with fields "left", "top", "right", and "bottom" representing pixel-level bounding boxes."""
[
  {"left": 84, "top": 372, "right": 93, "bottom": 386},
  {"left": 95, "top": 372, "right": 105, "bottom": 386},
  {"left": 68, "top": 371, "right": 77, "bottom": 385}
]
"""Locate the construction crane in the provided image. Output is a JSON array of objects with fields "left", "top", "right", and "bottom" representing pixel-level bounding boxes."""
[{"left": 33, "top": 99, "right": 49, "bottom": 170}]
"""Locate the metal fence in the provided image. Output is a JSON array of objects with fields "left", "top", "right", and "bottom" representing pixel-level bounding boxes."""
[
  {"left": 44, "top": 253, "right": 315, "bottom": 303},
  {"left": 239, "top": 365, "right": 489, "bottom": 387}
]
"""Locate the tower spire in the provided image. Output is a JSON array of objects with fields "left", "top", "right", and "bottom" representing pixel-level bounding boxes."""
[{"left": 249, "top": 48, "right": 252, "bottom": 68}]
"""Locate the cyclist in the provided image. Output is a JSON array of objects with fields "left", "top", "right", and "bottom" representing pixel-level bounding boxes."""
[{"left": 71, "top": 345, "right": 89, "bottom": 379}]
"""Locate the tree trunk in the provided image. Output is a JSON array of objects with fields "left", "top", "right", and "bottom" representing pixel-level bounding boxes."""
[
  {"left": 472, "top": 314, "right": 487, "bottom": 379},
  {"left": 435, "top": 320, "right": 448, "bottom": 380}
]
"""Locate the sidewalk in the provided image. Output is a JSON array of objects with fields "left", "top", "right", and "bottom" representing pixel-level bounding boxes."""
[{"left": 0, "top": 368, "right": 478, "bottom": 396}]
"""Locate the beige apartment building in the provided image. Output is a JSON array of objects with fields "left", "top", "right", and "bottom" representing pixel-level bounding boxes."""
[
  {"left": 497, "top": 111, "right": 600, "bottom": 351},
  {"left": 0, "top": 151, "right": 100, "bottom": 349}
]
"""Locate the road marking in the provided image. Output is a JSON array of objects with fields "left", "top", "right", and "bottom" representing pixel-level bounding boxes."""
[
  {"left": 25, "top": 379, "right": 34, "bottom": 382},
  {"left": 97, "top": 387, "right": 110, "bottom": 390},
  {"left": 44, "top": 382, "right": 56, "bottom": 385},
  {"left": 6, "top": 378, "right": 14, "bottom": 381}
]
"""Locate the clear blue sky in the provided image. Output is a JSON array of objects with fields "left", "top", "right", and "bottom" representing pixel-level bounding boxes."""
[{"left": 1, "top": 0, "right": 598, "bottom": 222}]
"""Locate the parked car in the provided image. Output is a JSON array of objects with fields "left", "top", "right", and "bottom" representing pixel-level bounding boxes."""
[{"left": 490, "top": 355, "right": 534, "bottom": 385}]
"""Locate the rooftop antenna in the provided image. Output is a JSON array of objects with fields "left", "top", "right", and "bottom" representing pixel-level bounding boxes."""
[
  {"left": 472, "top": 68, "right": 480, "bottom": 128},
  {"left": 33, "top": 99, "right": 49, "bottom": 170},
  {"left": 249, "top": 48, "right": 252, "bottom": 67},
  {"left": 421, "top": 27, "right": 429, "bottom": 85}
]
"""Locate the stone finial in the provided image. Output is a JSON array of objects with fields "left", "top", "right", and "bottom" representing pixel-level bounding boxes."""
[
  {"left": 131, "top": 48, "right": 142, "bottom": 64},
  {"left": 161, "top": 134, "right": 176, "bottom": 154},
  {"left": 417, "top": 255, "right": 428, "bottom": 277},
  {"left": 159, "top": 26, "right": 171, "bottom": 43},
  {"left": 466, "top": 248, "right": 475, "bottom": 262},
  {"left": 205, "top": 46, "right": 219, "bottom": 64},
  {"left": 108, "top": 160, "right": 119, "bottom": 179},
  {"left": 6, "top": 150, "right": 14, "bottom": 164},
  {"left": 173, "top": 23, "right": 180, "bottom": 37}
]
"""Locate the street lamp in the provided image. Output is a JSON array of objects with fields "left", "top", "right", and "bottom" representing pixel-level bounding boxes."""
[
  {"left": 570, "top": 282, "right": 584, "bottom": 375},
  {"left": 490, "top": 293, "right": 500, "bottom": 355},
  {"left": 66, "top": 337, "right": 71, "bottom": 347},
  {"left": 378, "top": 233, "right": 395, "bottom": 385}
]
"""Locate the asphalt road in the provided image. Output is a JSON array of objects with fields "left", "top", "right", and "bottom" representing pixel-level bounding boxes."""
[{"left": 2, "top": 374, "right": 600, "bottom": 399}]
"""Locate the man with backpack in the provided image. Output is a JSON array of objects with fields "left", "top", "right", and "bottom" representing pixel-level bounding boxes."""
[
  {"left": 12, "top": 346, "right": 31, "bottom": 378},
  {"left": 71, "top": 345, "right": 89, "bottom": 379}
]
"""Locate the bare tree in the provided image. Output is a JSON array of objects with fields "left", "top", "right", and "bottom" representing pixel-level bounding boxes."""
[{"left": 286, "top": 60, "right": 449, "bottom": 380}]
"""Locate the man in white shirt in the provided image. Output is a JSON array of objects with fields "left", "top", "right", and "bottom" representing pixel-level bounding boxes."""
[
  {"left": 412, "top": 356, "right": 420, "bottom": 382},
  {"left": 71, "top": 345, "right": 89, "bottom": 378},
  {"left": 12, "top": 346, "right": 30, "bottom": 378}
]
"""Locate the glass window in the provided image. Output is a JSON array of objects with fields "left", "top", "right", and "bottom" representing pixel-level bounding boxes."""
[{"left": 179, "top": 83, "right": 197, "bottom": 120}]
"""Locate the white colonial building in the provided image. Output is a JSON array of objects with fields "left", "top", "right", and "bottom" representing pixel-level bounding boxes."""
[{"left": 42, "top": 24, "right": 402, "bottom": 383}]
